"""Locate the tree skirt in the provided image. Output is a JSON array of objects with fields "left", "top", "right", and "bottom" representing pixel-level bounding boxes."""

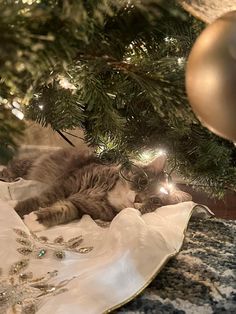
[
  {"left": 116, "top": 217, "right": 236, "bottom": 314},
  {"left": 0, "top": 178, "right": 234, "bottom": 313}
]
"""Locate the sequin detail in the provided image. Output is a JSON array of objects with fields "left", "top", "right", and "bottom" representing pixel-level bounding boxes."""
[
  {"left": 13, "top": 228, "right": 29, "bottom": 238},
  {"left": 53, "top": 236, "right": 64, "bottom": 244},
  {"left": 0, "top": 269, "right": 69, "bottom": 313},
  {"left": 77, "top": 247, "right": 93, "bottom": 254},
  {"left": 9, "top": 259, "right": 30, "bottom": 275},
  {"left": 67, "top": 236, "right": 83, "bottom": 249},
  {"left": 17, "top": 247, "right": 33, "bottom": 256},
  {"left": 0, "top": 225, "right": 95, "bottom": 312},
  {"left": 16, "top": 238, "right": 32, "bottom": 246},
  {"left": 19, "top": 272, "right": 33, "bottom": 281},
  {"left": 37, "top": 249, "right": 47, "bottom": 258},
  {"left": 95, "top": 220, "right": 111, "bottom": 228},
  {"left": 54, "top": 251, "right": 65, "bottom": 259},
  {"left": 38, "top": 236, "right": 48, "bottom": 242}
]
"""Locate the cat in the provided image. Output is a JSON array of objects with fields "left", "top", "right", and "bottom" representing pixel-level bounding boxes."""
[{"left": 1, "top": 148, "right": 192, "bottom": 231}]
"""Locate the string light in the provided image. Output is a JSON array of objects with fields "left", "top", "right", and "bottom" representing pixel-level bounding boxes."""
[
  {"left": 177, "top": 57, "right": 185, "bottom": 66},
  {"left": 58, "top": 76, "right": 76, "bottom": 90},
  {"left": 12, "top": 100, "right": 21, "bottom": 109},
  {"left": 159, "top": 186, "right": 168, "bottom": 195},
  {"left": 139, "top": 149, "right": 166, "bottom": 162},
  {"left": 11, "top": 108, "right": 24, "bottom": 120}
]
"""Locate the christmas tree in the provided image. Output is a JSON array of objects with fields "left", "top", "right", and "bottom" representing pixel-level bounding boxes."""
[{"left": 0, "top": 0, "right": 235, "bottom": 196}]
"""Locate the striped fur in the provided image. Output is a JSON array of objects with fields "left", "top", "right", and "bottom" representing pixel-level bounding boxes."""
[{"left": 3, "top": 148, "right": 191, "bottom": 229}]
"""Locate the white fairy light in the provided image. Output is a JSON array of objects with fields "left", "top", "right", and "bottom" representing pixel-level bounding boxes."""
[
  {"left": 38, "top": 104, "right": 44, "bottom": 110},
  {"left": 140, "top": 148, "right": 167, "bottom": 162},
  {"left": 58, "top": 77, "right": 76, "bottom": 90},
  {"left": 156, "top": 149, "right": 166, "bottom": 156},
  {"left": 164, "top": 37, "right": 177, "bottom": 44},
  {"left": 22, "top": 0, "right": 40, "bottom": 4},
  {"left": 12, "top": 100, "right": 21, "bottom": 109},
  {"left": 177, "top": 57, "right": 185, "bottom": 66},
  {"left": 12, "top": 108, "right": 24, "bottom": 120},
  {"left": 159, "top": 187, "right": 169, "bottom": 195},
  {"left": 140, "top": 151, "right": 152, "bottom": 161},
  {"left": 125, "top": 57, "right": 132, "bottom": 63}
]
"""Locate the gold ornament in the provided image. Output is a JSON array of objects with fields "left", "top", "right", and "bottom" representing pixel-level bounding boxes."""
[{"left": 186, "top": 11, "right": 236, "bottom": 141}]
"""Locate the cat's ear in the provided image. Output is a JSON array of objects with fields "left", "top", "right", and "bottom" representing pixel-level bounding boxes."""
[{"left": 146, "top": 154, "right": 167, "bottom": 174}]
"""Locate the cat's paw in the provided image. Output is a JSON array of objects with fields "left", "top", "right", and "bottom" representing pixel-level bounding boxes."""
[
  {"left": 15, "top": 198, "right": 39, "bottom": 218},
  {"left": 23, "top": 212, "right": 47, "bottom": 233}
]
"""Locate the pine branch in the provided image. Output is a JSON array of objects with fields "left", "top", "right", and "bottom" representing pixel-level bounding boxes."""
[
  {"left": 0, "top": 105, "right": 25, "bottom": 164},
  {"left": 1, "top": 0, "right": 236, "bottom": 197}
]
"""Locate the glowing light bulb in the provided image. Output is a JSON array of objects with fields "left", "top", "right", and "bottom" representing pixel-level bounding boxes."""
[
  {"left": 140, "top": 151, "right": 152, "bottom": 161},
  {"left": 11, "top": 108, "right": 24, "bottom": 120},
  {"left": 58, "top": 77, "right": 76, "bottom": 90},
  {"left": 140, "top": 149, "right": 167, "bottom": 162},
  {"left": 12, "top": 100, "right": 21, "bottom": 109},
  {"left": 157, "top": 149, "right": 166, "bottom": 156},
  {"left": 159, "top": 186, "right": 169, "bottom": 195}
]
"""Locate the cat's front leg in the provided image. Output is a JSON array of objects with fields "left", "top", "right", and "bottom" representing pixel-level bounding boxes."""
[
  {"left": 15, "top": 197, "right": 41, "bottom": 218},
  {"left": 24, "top": 200, "right": 79, "bottom": 232}
]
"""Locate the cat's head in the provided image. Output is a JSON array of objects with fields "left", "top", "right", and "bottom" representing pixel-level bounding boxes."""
[{"left": 129, "top": 154, "right": 192, "bottom": 206}]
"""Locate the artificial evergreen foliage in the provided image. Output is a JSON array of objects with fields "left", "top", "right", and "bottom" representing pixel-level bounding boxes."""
[
  {"left": 0, "top": 0, "right": 235, "bottom": 196},
  {"left": 0, "top": 107, "right": 25, "bottom": 164}
]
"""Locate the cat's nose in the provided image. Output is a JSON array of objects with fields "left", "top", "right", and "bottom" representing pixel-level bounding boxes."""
[{"left": 134, "top": 194, "right": 142, "bottom": 203}]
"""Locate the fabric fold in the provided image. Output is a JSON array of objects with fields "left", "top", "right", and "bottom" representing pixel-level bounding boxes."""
[{"left": 0, "top": 179, "right": 213, "bottom": 314}]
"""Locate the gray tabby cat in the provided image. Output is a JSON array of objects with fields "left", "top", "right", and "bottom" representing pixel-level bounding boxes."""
[{"left": 1, "top": 148, "right": 191, "bottom": 231}]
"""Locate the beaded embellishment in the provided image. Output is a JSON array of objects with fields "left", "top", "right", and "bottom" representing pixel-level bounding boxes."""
[{"left": 0, "top": 227, "right": 94, "bottom": 312}]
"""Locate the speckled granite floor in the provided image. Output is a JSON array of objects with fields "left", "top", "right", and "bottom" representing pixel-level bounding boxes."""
[{"left": 115, "top": 218, "right": 236, "bottom": 314}]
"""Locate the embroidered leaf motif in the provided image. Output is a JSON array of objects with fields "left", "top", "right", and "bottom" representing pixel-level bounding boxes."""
[
  {"left": 53, "top": 236, "right": 64, "bottom": 244},
  {"left": 22, "top": 302, "right": 37, "bottom": 314},
  {"left": 53, "top": 288, "right": 68, "bottom": 296},
  {"left": 38, "top": 236, "right": 48, "bottom": 242},
  {"left": 54, "top": 251, "right": 65, "bottom": 259},
  {"left": 67, "top": 236, "right": 83, "bottom": 248},
  {"left": 31, "top": 283, "right": 56, "bottom": 292},
  {"left": 9, "top": 259, "right": 29, "bottom": 275},
  {"left": 16, "top": 238, "right": 32, "bottom": 247},
  {"left": 95, "top": 221, "right": 110, "bottom": 228},
  {"left": 17, "top": 247, "right": 33, "bottom": 256},
  {"left": 77, "top": 247, "right": 93, "bottom": 254},
  {"left": 19, "top": 272, "right": 33, "bottom": 281},
  {"left": 67, "top": 236, "right": 83, "bottom": 243},
  {"left": 13, "top": 228, "right": 29, "bottom": 239}
]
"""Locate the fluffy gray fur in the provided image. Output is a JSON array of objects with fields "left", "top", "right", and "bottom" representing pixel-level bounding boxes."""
[{"left": 1, "top": 148, "right": 191, "bottom": 228}]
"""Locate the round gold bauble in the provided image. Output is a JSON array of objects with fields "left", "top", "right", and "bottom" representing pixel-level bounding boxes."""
[{"left": 186, "top": 11, "right": 236, "bottom": 141}]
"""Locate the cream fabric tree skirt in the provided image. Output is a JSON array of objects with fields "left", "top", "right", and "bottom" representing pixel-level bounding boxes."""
[{"left": 0, "top": 178, "right": 213, "bottom": 314}]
